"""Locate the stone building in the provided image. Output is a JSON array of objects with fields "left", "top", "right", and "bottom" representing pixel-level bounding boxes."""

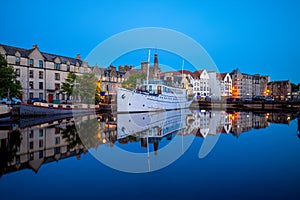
[
  {"left": 0, "top": 44, "right": 93, "bottom": 103},
  {"left": 267, "top": 80, "right": 291, "bottom": 100},
  {"left": 252, "top": 74, "right": 270, "bottom": 97},
  {"left": 230, "top": 68, "right": 253, "bottom": 98}
]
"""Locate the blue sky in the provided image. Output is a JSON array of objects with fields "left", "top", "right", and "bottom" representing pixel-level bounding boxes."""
[{"left": 1, "top": 0, "right": 300, "bottom": 83}]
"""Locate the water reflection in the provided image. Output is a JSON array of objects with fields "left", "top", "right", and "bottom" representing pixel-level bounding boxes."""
[{"left": 0, "top": 110, "right": 299, "bottom": 176}]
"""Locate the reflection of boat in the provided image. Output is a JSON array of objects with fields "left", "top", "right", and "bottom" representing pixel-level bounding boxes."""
[
  {"left": 117, "top": 109, "right": 192, "bottom": 139},
  {"left": 0, "top": 104, "right": 11, "bottom": 122},
  {"left": 117, "top": 82, "right": 193, "bottom": 113}
]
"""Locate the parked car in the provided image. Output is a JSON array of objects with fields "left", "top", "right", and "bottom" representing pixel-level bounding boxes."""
[
  {"left": 0, "top": 97, "right": 22, "bottom": 105},
  {"left": 253, "top": 96, "right": 266, "bottom": 101},
  {"left": 27, "top": 98, "right": 47, "bottom": 104},
  {"left": 265, "top": 97, "right": 275, "bottom": 101},
  {"left": 242, "top": 97, "right": 252, "bottom": 102}
]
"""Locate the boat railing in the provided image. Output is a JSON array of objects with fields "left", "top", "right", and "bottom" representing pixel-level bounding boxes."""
[{"left": 32, "top": 102, "right": 99, "bottom": 109}]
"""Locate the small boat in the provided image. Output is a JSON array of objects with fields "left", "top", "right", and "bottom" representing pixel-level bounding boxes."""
[
  {"left": 0, "top": 104, "right": 12, "bottom": 122},
  {"left": 117, "top": 81, "right": 194, "bottom": 113},
  {"left": 19, "top": 103, "right": 101, "bottom": 116}
]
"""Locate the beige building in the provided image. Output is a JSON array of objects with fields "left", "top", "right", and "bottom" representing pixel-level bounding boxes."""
[
  {"left": 252, "top": 74, "right": 270, "bottom": 97},
  {"left": 0, "top": 44, "right": 93, "bottom": 103}
]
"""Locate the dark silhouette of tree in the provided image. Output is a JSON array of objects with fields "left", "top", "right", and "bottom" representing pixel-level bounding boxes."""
[
  {"left": 60, "top": 72, "right": 77, "bottom": 104},
  {"left": 0, "top": 130, "right": 22, "bottom": 178},
  {"left": 61, "top": 124, "right": 83, "bottom": 149},
  {"left": 0, "top": 54, "right": 22, "bottom": 98}
]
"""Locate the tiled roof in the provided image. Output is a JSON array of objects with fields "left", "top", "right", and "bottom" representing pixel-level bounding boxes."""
[{"left": 0, "top": 44, "right": 82, "bottom": 66}]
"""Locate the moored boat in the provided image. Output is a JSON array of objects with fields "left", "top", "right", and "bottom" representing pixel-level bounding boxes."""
[
  {"left": 117, "top": 80, "right": 194, "bottom": 113},
  {"left": 19, "top": 102, "right": 100, "bottom": 116}
]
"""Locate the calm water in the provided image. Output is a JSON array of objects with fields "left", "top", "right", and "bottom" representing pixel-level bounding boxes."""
[{"left": 1, "top": 109, "right": 300, "bottom": 200}]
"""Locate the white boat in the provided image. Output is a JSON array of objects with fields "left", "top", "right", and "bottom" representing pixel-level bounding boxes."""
[{"left": 117, "top": 81, "right": 194, "bottom": 113}]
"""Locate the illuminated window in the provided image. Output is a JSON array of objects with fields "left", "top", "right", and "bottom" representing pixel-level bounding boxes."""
[{"left": 29, "top": 81, "right": 34, "bottom": 89}]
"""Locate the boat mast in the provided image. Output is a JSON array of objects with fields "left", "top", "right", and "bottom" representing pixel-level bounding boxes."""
[
  {"left": 146, "top": 49, "right": 151, "bottom": 86},
  {"left": 181, "top": 59, "right": 184, "bottom": 88}
]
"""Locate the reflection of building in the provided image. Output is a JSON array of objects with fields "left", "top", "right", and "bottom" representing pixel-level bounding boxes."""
[
  {"left": 267, "top": 80, "right": 291, "bottom": 100},
  {"left": 230, "top": 112, "right": 253, "bottom": 137},
  {"left": 0, "top": 44, "right": 94, "bottom": 103},
  {"left": 0, "top": 118, "right": 87, "bottom": 176}
]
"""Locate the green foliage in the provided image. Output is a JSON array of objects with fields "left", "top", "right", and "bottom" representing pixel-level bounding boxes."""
[
  {"left": 291, "top": 83, "right": 300, "bottom": 92},
  {"left": 0, "top": 54, "right": 22, "bottom": 98},
  {"left": 122, "top": 73, "right": 146, "bottom": 89},
  {"left": 74, "top": 73, "right": 98, "bottom": 104},
  {"left": 60, "top": 72, "right": 77, "bottom": 103}
]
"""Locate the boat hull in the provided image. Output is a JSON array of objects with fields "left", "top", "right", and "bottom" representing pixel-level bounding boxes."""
[
  {"left": 117, "top": 88, "right": 193, "bottom": 113},
  {"left": 19, "top": 104, "right": 99, "bottom": 116}
]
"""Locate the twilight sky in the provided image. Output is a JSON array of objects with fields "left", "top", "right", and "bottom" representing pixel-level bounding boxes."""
[{"left": 1, "top": 0, "right": 299, "bottom": 83}]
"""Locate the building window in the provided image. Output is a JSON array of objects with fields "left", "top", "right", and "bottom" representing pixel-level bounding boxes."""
[
  {"left": 39, "top": 129, "right": 43, "bottom": 137},
  {"left": 29, "top": 59, "right": 34, "bottom": 67},
  {"left": 67, "top": 64, "right": 70, "bottom": 72},
  {"left": 39, "top": 140, "right": 43, "bottom": 148},
  {"left": 29, "top": 130, "right": 33, "bottom": 138},
  {"left": 29, "top": 92, "right": 33, "bottom": 99},
  {"left": 62, "top": 93, "right": 65, "bottom": 100},
  {"left": 29, "top": 153, "right": 34, "bottom": 160},
  {"left": 56, "top": 93, "right": 59, "bottom": 100},
  {"left": 15, "top": 69, "right": 20, "bottom": 77},
  {"left": 55, "top": 127, "right": 60, "bottom": 134},
  {"left": 54, "top": 63, "right": 60, "bottom": 70},
  {"left": 55, "top": 83, "right": 60, "bottom": 90},
  {"left": 39, "top": 60, "right": 43, "bottom": 68},
  {"left": 39, "top": 150, "right": 43, "bottom": 159},
  {"left": 55, "top": 73, "right": 60, "bottom": 80},
  {"left": 55, "top": 137, "right": 60, "bottom": 145},
  {"left": 39, "top": 82, "right": 43, "bottom": 90},
  {"left": 30, "top": 141, "right": 34, "bottom": 149},
  {"left": 29, "top": 70, "right": 34, "bottom": 78},
  {"left": 16, "top": 57, "right": 20, "bottom": 65},
  {"left": 29, "top": 81, "right": 34, "bottom": 89},
  {"left": 39, "top": 93, "right": 43, "bottom": 99},
  {"left": 39, "top": 71, "right": 43, "bottom": 79}
]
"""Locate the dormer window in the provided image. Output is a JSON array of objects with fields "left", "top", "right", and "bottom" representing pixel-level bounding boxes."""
[
  {"left": 54, "top": 63, "right": 60, "bottom": 70},
  {"left": 67, "top": 64, "right": 70, "bottom": 72},
  {"left": 16, "top": 57, "right": 20, "bottom": 65},
  {"left": 39, "top": 60, "right": 43, "bottom": 68},
  {"left": 29, "top": 59, "right": 34, "bottom": 67}
]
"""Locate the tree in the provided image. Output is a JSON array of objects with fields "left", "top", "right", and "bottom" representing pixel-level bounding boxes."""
[
  {"left": 60, "top": 72, "right": 77, "bottom": 103},
  {"left": 291, "top": 83, "right": 300, "bottom": 92},
  {"left": 122, "top": 73, "right": 146, "bottom": 89},
  {"left": 74, "top": 73, "right": 99, "bottom": 104},
  {"left": 0, "top": 54, "right": 22, "bottom": 98}
]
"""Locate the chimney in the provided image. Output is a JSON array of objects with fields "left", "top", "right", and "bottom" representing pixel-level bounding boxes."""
[
  {"left": 32, "top": 44, "right": 38, "bottom": 49},
  {"left": 154, "top": 53, "right": 158, "bottom": 68},
  {"left": 76, "top": 54, "right": 81, "bottom": 60}
]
